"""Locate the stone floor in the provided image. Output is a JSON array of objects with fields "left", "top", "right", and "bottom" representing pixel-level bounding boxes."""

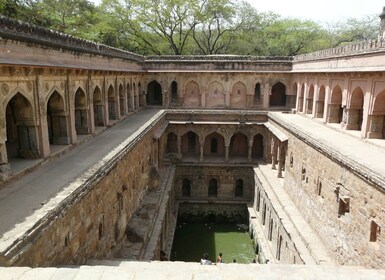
[
  {"left": 1, "top": 261, "right": 385, "bottom": 280},
  {"left": 269, "top": 112, "right": 385, "bottom": 187}
]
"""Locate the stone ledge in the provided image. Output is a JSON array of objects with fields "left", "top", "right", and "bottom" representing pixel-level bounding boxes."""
[{"left": 1, "top": 262, "right": 385, "bottom": 280}]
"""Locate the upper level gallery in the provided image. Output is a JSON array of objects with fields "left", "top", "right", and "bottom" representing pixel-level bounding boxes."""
[{"left": 1, "top": 14, "right": 385, "bottom": 180}]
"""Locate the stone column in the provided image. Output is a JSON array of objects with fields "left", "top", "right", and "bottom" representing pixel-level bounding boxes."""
[
  {"left": 177, "top": 134, "right": 182, "bottom": 160},
  {"left": 248, "top": 143, "right": 253, "bottom": 162},
  {"left": 345, "top": 108, "right": 361, "bottom": 130},
  {"left": 367, "top": 115, "right": 384, "bottom": 139},
  {"left": 67, "top": 75, "right": 77, "bottom": 144},
  {"left": 277, "top": 142, "right": 283, "bottom": 178},
  {"left": 88, "top": 75, "right": 96, "bottom": 134},
  {"left": 323, "top": 85, "right": 331, "bottom": 124},
  {"left": 271, "top": 137, "right": 277, "bottom": 170},
  {"left": 225, "top": 145, "right": 229, "bottom": 162},
  {"left": 199, "top": 144, "right": 204, "bottom": 162}
]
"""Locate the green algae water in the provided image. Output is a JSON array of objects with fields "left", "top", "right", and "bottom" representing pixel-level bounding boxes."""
[{"left": 171, "top": 222, "right": 255, "bottom": 264}]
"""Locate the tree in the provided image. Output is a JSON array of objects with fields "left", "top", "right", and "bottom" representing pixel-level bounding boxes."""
[
  {"left": 325, "top": 15, "right": 379, "bottom": 48},
  {"left": 191, "top": 0, "right": 238, "bottom": 54},
  {"left": 36, "top": 0, "right": 97, "bottom": 36}
]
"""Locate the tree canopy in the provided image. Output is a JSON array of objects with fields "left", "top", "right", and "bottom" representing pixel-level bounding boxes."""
[{"left": 0, "top": 0, "right": 380, "bottom": 56}]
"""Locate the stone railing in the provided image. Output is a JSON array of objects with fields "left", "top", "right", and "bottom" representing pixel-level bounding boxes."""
[
  {"left": 294, "top": 39, "right": 385, "bottom": 62},
  {"left": 0, "top": 16, "right": 144, "bottom": 62},
  {"left": 146, "top": 55, "right": 293, "bottom": 62}
]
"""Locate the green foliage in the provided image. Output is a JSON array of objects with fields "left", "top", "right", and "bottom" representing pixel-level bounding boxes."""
[{"left": 0, "top": 0, "right": 381, "bottom": 56}]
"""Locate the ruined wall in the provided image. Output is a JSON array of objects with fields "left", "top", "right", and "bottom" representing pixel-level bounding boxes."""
[
  {"left": 174, "top": 165, "right": 254, "bottom": 202},
  {"left": 280, "top": 124, "right": 385, "bottom": 268},
  {"left": 4, "top": 116, "right": 165, "bottom": 267}
]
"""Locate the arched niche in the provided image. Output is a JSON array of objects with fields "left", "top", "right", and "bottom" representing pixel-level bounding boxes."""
[
  {"left": 229, "top": 132, "right": 248, "bottom": 157},
  {"left": 47, "top": 91, "right": 69, "bottom": 145},
  {"left": 93, "top": 86, "right": 105, "bottom": 127},
  {"left": 328, "top": 85, "right": 343, "bottom": 123},
  {"left": 146, "top": 80, "right": 162, "bottom": 106},
  {"left": 74, "top": 88, "right": 89, "bottom": 135},
  {"left": 184, "top": 81, "right": 200, "bottom": 108},
  {"left": 270, "top": 82, "right": 286, "bottom": 107},
  {"left": 5, "top": 92, "right": 40, "bottom": 160}
]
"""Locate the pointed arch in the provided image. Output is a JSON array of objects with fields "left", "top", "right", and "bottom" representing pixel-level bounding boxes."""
[
  {"left": 171, "top": 81, "right": 178, "bottom": 103},
  {"left": 184, "top": 80, "right": 200, "bottom": 108},
  {"left": 107, "top": 85, "right": 118, "bottom": 120},
  {"left": 306, "top": 84, "right": 314, "bottom": 114},
  {"left": 47, "top": 91, "right": 69, "bottom": 145},
  {"left": 235, "top": 179, "right": 244, "bottom": 197},
  {"left": 93, "top": 86, "right": 105, "bottom": 127},
  {"left": 181, "top": 131, "right": 199, "bottom": 155},
  {"left": 5, "top": 92, "right": 40, "bottom": 160},
  {"left": 347, "top": 87, "right": 364, "bottom": 130},
  {"left": 204, "top": 132, "right": 225, "bottom": 156},
  {"left": 270, "top": 82, "right": 286, "bottom": 107},
  {"left": 166, "top": 132, "right": 178, "bottom": 153},
  {"left": 252, "top": 134, "right": 264, "bottom": 160},
  {"left": 229, "top": 132, "right": 248, "bottom": 157},
  {"left": 315, "top": 85, "right": 325, "bottom": 118},
  {"left": 254, "top": 83, "right": 262, "bottom": 104},
  {"left": 146, "top": 80, "right": 162, "bottom": 106},
  {"left": 208, "top": 178, "right": 218, "bottom": 197},
  {"left": 328, "top": 85, "right": 343, "bottom": 123},
  {"left": 368, "top": 90, "right": 385, "bottom": 139},
  {"left": 230, "top": 81, "right": 247, "bottom": 108},
  {"left": 206, "top": 81, "right": 225, "bottom": 108},
  {"left": 182, "top": 178, "right": 191, "bottom": 197},
  {"left": 74, "top": 87, "right": 89, "bottom": 135}
]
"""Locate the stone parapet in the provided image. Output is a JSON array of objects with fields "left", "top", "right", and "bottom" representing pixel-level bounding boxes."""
[
  {"left": 294, "top": 40, "right": 385, "bottom": 62},
  {"left": 0, "top": 16, "right": 144, "bottom": 62},
  {"left": 144, "top": 56, "right": 293, "bottom": 73}
]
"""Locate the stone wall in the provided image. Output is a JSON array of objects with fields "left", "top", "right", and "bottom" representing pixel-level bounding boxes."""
[
  {"left": 1, "top": 115, "right": 165, "bottom": 267},
  {"left": 275, "top": 120, "right": 385, "bottom": 268},
  {"left": 251, "top": 169, "right": 304, "bottom": 265},
  {"left": 177, "top": 203, "right": 249, "bottom": 224},
  {"left": 174, "top": 165, "right": 255, "bottom": 202}
]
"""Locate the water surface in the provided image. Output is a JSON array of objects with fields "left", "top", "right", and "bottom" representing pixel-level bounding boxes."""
[{"left": 171, "top": 223, "right": 255, "bottom": 264}]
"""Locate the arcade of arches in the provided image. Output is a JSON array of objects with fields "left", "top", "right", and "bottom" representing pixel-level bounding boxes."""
[{"left": 1, "top": 21, "right": 385, "bottom": 272}]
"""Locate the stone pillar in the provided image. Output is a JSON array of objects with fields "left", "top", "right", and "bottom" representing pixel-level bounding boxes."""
[
  {"left": 248, "top": 143, "right": 253, "bottom": 162},
  {"left": 262, "top": 80, "right": 270, "bottom": 110},
  {"left": 323, "top": 85, "right": 331, "bottom": 123},
  {"left": 36, "top": 76, "right": 51, "bottom": 158},
  {"left": 345, "top": 108, "right": 362, "bottom": 130},
  {"left": 271, "top": 137, "right": 277, "bottom": 170},
  {"left": 104, "top": 80, "right": 110, "bottom": 126},
  {"left": 88, "top": 76, "right": 96, "bottom": 134},
  {"left": 0, "top": 143, "right": 10, "bottom": 177},
  {"left": 277, "top": 142, "right": 283, "bottom": 178},
  {"left": 177, "top": 134, "right": 182, "bottom": 160},
  {"left": 367, "top": 115, "right": 384, "bottom": 139},
  {"left": 67, "top": 75, "right": 77, "bottom": 144},
  {"left": 199, "top": 144, "right": 204, "bottom": 162},
  {"left": 225, "top": 145, "right": 229, "bottom": 162}
]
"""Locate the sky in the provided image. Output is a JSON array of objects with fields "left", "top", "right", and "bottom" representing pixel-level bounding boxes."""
[{"left": 245, "top": 0, "right": 383, "bottom": 24}]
